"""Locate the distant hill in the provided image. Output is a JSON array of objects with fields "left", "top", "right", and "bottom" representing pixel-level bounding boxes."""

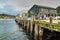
[{"left": 0, "top": 14, "right": 16, "bottom": 19}]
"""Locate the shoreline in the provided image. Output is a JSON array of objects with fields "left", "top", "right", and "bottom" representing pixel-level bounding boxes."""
[{"left": 0, "top": 19, "right": 15, "bottom": 20}]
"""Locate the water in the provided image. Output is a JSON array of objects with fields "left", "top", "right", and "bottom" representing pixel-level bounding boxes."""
[{"left": 0, "top": 20, "right": 29, "bottom": 40}]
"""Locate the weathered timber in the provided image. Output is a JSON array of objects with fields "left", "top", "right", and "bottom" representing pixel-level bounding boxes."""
[{"left": 15, "top": 19, "right": 60, "bottom": 40}]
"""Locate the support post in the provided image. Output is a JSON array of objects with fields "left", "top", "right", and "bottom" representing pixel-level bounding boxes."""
[
  {"left": 34, "top": 24, "right": 38, "bottom": 40},
  {"left": 39, "top": 26, "right": 43, "bottom": 40}
]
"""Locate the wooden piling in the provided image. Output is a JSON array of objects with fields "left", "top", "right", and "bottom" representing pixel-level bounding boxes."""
[
  {"left": 28, "top": 21, "right": 31, "bottom": 35},
  {"left": 32, "top": 22, "right": 35, "bottom": 40},
  {"left": 23, "top": 20, "right": 26, "bottom": 29},
  {"left": 27, "top": 21, "right": 29, "bottom": 33},
  {"left": 34, "top": 24, "right": 38, "bottom": 40},
  {"left": 39, "top": 26, "right": 43, "bottom": 40},
  {"left": 30, "top": 19, "right": 33, "bottom": 37}
]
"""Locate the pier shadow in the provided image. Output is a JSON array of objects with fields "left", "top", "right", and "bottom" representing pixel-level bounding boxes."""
[{"left": 42, "top": 28, "right": 60, "bottom": 40}]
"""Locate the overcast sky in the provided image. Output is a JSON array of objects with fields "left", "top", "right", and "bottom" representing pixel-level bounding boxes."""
[{"left": 0, "top": 0, "right": 60, "bottom": 15}]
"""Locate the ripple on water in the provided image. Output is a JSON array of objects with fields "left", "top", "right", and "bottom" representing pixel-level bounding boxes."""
[{"left": 0, "top": 20, "right": 29, "bottom": 40}]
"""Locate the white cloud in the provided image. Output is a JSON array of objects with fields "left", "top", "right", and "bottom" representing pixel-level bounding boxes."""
[
  {"left": 6, "top": 0, "right": 33, "bottom": 11},
  {"left": 0, "top": 3, "right": 6, "bottom": 8},
  {"left": 0, "top": 0, "right": 60, "bottom": 10},
  {"left": 6, "top": 0, "right": 60, "bottom": 11},
  {"left": 0, "top": 0, "right": 60, "bottom": 15}
]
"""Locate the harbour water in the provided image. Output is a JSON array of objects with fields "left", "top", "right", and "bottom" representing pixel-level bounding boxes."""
[{"left": 0, "top": 20, "right": 29, "bottom": 40}]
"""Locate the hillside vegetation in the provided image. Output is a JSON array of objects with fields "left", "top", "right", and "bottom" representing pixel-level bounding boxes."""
[{"left": 0, "top": 14, "right": 15, "bottom": 19}]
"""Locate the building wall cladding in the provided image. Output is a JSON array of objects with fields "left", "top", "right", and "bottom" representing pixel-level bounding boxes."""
[{"left": 28, "top": 4, "right": 57, "bottom": 17}]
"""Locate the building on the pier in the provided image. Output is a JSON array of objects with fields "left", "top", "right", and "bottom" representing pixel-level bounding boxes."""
[
  {"left": 16, "top": 12, "right": 28, "bottom": 21},
  {"left": 22, "top": 13, "right": 28, "bottom": 20},
  {"left": 28, "top": 4, "right": 57, "bottom": 19}
]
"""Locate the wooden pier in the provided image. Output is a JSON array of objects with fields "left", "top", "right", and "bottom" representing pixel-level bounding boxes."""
[{"left": 15, "top": 17, "right": 60, "bottom": 40}]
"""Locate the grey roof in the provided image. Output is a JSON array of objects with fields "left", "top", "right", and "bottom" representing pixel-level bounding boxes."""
[{"left": 29, "top": 4, "right": 56, "bottom": 10}]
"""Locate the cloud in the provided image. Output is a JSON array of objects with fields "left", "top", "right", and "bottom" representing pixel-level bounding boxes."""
[
  {"left": 0, "top": 0, "right": 60, "bottom": 15},
  {"left": 0, "top": 4, "right": 5, "bottom": 8},
  {"left": 0, "top": 0, "right": 7, "bottom": 3},
  {"left": 0, "top": 3, "right": 19, "bottom": 15},
  {"left": 7, "top": 0, "right": 60, "bottom": 8},
  {"left": 6, "top": 0, "right": 34, "bottom": 11}
]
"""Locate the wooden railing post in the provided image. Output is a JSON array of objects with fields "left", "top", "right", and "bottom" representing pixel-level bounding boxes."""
[
  {"left": 50, "top": 16, "right": 53, "bottom": 24},
  {"left": 50, "top": 16, "right": 53, "bottom": 29}
]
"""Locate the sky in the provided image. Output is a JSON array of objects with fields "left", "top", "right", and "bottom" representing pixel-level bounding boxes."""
[{"left": 0, "top": 0, "right": 60, "bottom": 15}]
